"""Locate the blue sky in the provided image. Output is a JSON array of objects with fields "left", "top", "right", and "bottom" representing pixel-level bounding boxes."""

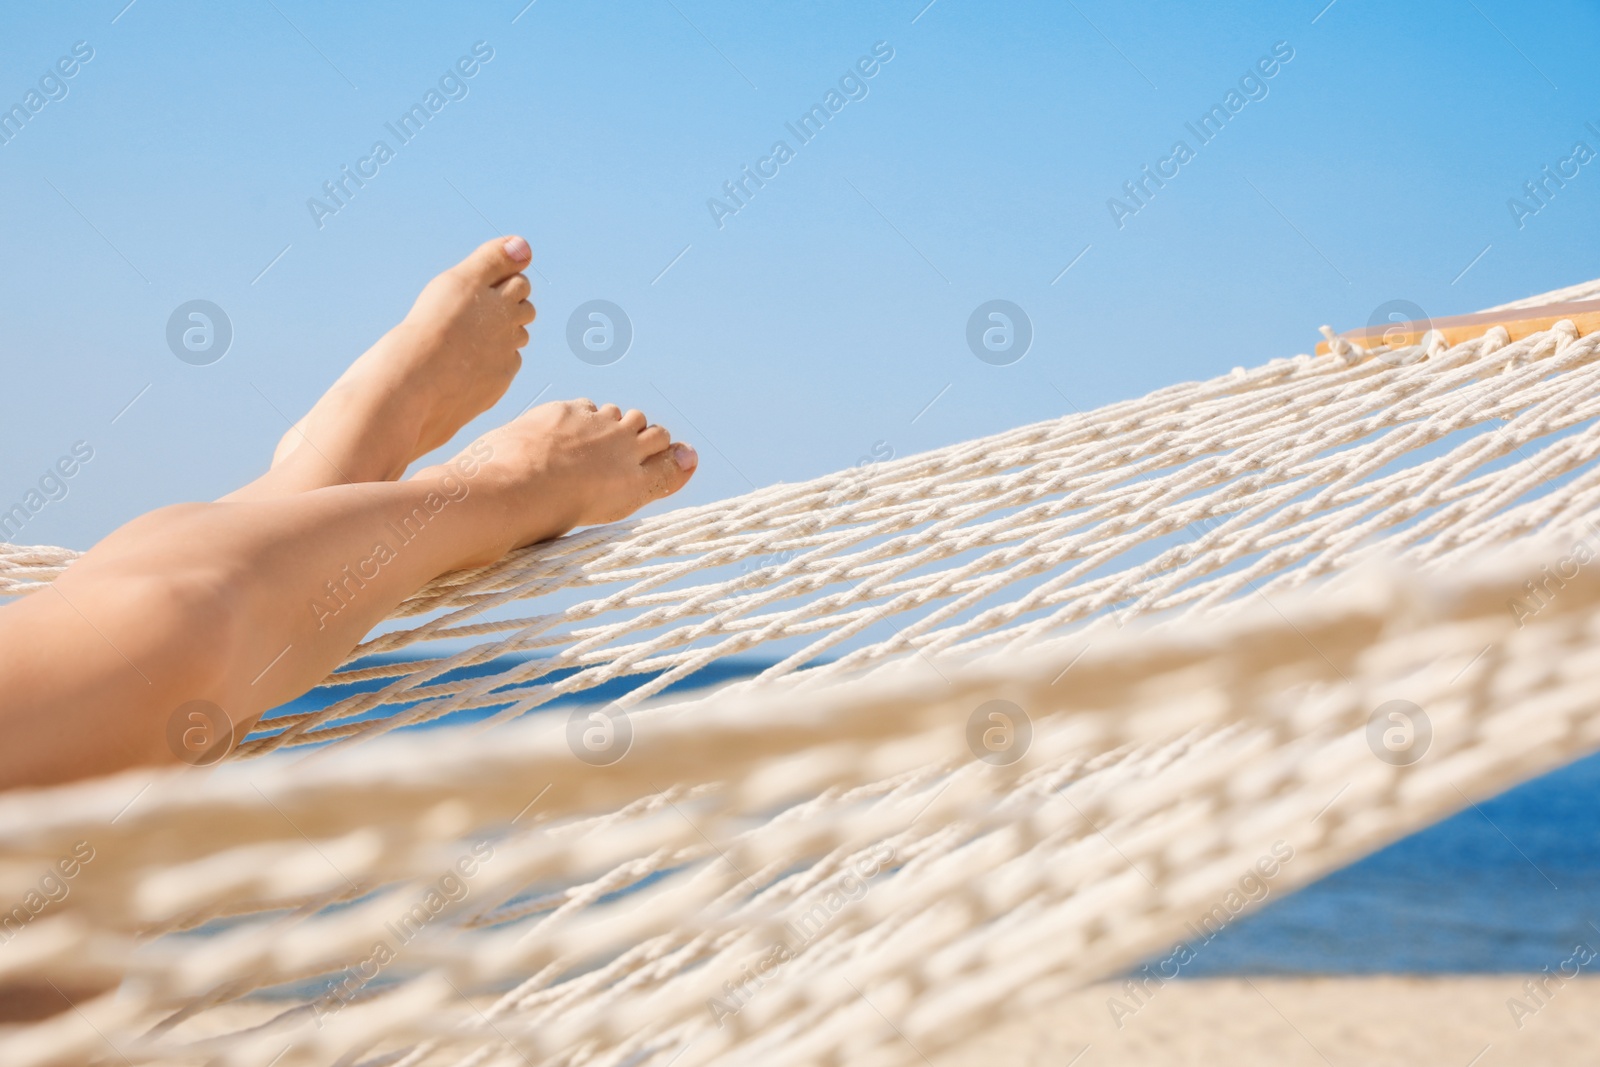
[{"left": 2, "top": 0, "right": 1598, "bottom": 550}]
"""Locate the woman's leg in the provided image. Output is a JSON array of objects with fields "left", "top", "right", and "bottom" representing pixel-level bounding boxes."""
[{"left": 0, "top": 338, "right": 697, "bottom": 789}]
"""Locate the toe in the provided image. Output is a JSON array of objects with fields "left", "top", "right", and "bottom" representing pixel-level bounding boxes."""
[
  {"left": 641, "top": 441, "right": 697, "bottom": 501},
  {"left": 637, "top": 424, "right": 669, "bottom": 454},
  {"left": 620, "top": 408, "right": 647, "bottom": 432},
  {"left": 597, "top": 403, "right": 622, "bottom": 420},
  {"left": 459, "top": 235, "right": 533, "bottom": 286},
  {"left": 498, "top": 274, "right": 532, "bottom": 301},
  {"left": 512, "top": 299, "right": 536, "bottom": 326}
]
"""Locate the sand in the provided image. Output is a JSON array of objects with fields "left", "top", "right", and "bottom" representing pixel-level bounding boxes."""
[
  {"left": 935, "top": 976, "right": 1600, "bottom": 1066},
  {"left": 20, "top": 975, "right": 1600, "bottom": 1063}
]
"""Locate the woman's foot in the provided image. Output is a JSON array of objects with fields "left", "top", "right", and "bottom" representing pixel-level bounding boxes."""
[
  {"left": 422, "top": 398, "right": 699, "bottom": 566},
  {"left": 232, "top": 236, "right": 537, "bottom": 499}
]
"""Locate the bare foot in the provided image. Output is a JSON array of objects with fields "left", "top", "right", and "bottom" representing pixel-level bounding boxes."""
[
  {"left": 236, "top": 236, "right": 537, "bottom": 497},
  {"left": 422, "top": 398, "right": 699, "bottom": 565}
]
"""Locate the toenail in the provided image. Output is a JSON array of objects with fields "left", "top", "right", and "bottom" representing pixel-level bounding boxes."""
[
  {"left": 503, "top": 236, "right": 531, "bottom": 262},
  {"left": 673, "top": 443, "right": 698, "bottom": 471}
]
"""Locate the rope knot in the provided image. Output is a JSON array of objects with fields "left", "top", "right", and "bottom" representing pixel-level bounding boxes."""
[{"left": 1318, "top": 325, "right": 1362, "bottom": 363}]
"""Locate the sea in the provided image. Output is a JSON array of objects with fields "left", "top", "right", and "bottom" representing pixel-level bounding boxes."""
[{"left": 1179, "top": 749, "right": 1600, "bottom": 975}]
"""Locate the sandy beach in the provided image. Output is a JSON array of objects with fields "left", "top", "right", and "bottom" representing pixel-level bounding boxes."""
[{"left": 937, "top": 976, "right": 1600, "bottom": 1066}]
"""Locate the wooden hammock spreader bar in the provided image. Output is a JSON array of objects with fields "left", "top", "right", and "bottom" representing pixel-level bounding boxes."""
[{"left": 1315, "top": 297, "right": 1600, "bottom": 356}]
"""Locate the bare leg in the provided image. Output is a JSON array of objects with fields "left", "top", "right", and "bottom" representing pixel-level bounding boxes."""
[{"left": 0, "top": 285, "right": 697, "bottom": 789}]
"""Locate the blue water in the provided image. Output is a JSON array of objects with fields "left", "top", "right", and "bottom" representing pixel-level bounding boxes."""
[
  {"left": 1178, "top": 751, "right": 1600, "bottom": 974},
  {"left": 257, "top": 652, "right": 779, "bottom": 738}
]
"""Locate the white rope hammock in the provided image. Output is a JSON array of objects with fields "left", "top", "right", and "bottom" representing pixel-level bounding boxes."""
[{"left": 2, "top": 285, "right": 1599, "bottom": 1066}]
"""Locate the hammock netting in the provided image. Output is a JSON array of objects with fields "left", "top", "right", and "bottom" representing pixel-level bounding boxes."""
[{"left": 2, "top": 280, "right": 1599, "bottom": 1065}]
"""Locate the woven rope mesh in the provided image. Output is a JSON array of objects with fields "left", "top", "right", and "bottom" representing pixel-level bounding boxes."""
[{"left": 2, "top": 295, "right": 1600, "bottom": 1065}]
